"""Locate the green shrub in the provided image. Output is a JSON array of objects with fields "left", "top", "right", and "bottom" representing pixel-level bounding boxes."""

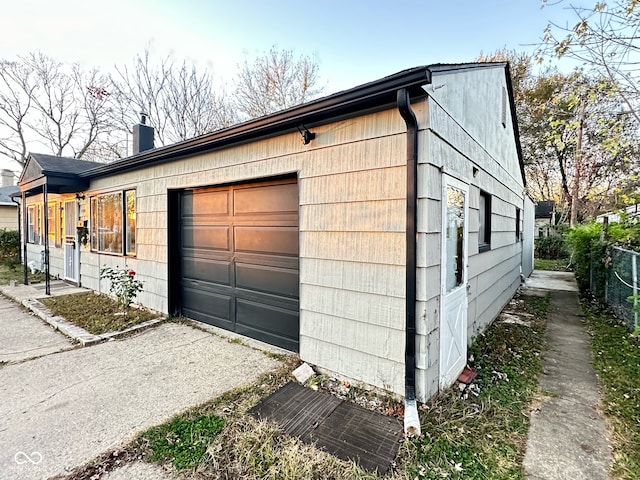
[
  {"left": 567, "top": 222, "right": 606, "bottom": 293},
  {"left": 607, "top": 215, "right": 640, "bottom": 251},
  {"left": 535, "top": 235, "right": 569, "bottom": 259},
  {"left": 0, "top": 229, "right": 20, "bottom": 268}
]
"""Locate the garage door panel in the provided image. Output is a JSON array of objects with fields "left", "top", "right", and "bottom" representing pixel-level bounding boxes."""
[
  {"left": 183, "top": 257, "right": 231, "bottom": 285},
  {"left": 236, "top": 299, "right": 299, "bottom": 351},
  {"left": 236, "top": 263, "right": 299, "bottom": 298},
  {"left": 234, "top": 226, "right": 299, "bottom": 256},
  {"left": 181, "top": 287, "right": 232, "bottom": 327},
  {"left": 183, "top": 190, "right": 229, "bottom": 216},
  {"left": 233, "top": 252, "right": 298, "bottom": 270},
  {"left": 179, "top": 178, "right": 299, "bottom": 352},
  {"left": 182, "top": 225, "right": 229, "bottom": 251},
  {"left": 234, "top": 183, "right": 298, "bottom": 215}
]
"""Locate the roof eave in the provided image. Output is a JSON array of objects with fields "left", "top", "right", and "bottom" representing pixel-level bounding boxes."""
[{"left": 81, "top": 66, "right": 432, "bottom": 179}]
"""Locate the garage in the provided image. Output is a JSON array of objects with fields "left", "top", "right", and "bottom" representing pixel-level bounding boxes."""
[{"left": 177, "top": 177, "right": 300, "bottom": 351}]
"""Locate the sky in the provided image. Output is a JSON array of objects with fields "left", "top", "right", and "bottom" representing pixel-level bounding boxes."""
[{"left": 0, "top": 0, "right": 589, "bottom": 173}]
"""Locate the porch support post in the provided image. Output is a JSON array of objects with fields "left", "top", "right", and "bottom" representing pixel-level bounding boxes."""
[
  {"left": 43, "top": 184, "right": 50, "bottom": 295},
  {"left": 22, "top": 191, "right": 28, "bottom": 285}
]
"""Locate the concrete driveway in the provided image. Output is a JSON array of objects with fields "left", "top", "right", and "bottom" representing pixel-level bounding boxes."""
[{"left": 0, "top": 295, "right": 281, "bottom": 480}]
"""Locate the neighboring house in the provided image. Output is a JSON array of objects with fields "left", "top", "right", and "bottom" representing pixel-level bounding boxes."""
[
  {"left": 523, "top": 196, "right": 535, "bottom": 277},
  {"left": 0, "top": 169, "right": 19, "bottom": 231},
  {"left": 534, "top": 200, "right": 556, "bottom": 237},
  {"left": 596, "top": 203, "right": 640, "bottom": 224},
  {"left": 18, "top": 63, "right": 532, "bottom": 431}
]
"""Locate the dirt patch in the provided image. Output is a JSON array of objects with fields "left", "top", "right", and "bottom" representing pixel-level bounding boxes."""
[{"left": 40, "top": 292, "right": 160, "bottom": 335}]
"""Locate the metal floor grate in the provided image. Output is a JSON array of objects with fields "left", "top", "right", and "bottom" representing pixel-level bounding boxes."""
[{"left": 249, "top": 382, "right": 403, "bottom": 474}]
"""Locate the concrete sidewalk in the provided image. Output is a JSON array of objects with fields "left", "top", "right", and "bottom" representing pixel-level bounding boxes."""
[
  {"left": 0, "top": 295, "right": 74, "bottom": 363},
  {"left": 0, "top": 294, "right": 281, "bottom": 480},
  {"left": 522, "top": 271, "right": 613, "bottom": 479}
]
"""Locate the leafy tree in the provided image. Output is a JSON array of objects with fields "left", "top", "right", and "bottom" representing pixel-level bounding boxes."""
[
  {"left": 233, "top": 47, "right": 323, "bottom": 119},
  {"left": 479, "top": 49, "right": 640, "bottom": 222},
  {"left": 540, "top": 0, "right": 640, "bottom": 123}
]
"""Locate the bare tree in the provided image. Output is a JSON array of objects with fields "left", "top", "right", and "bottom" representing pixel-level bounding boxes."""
[
  {"left": 0, "top": 58, "right": 37, "bottom": 166},
  {"left": 0, "top": 52, "right": 116, "bottom": 167},
  {"left": 233, "top": 47, "right": 323, "bottom": 119},
  {"left": 0, "top": 47, "right": 321, "bottom": 168},
  {"left": 110, "top": 47, "right": 235, "bottom": 148}
]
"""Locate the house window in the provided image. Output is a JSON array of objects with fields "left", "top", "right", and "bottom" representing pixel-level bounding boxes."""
[
  {"left": 515, "top": 207, "right": 521, "bottom": 242},
  {"left": 47, "top": 203, "right": 60, "bottom": 247},
  {"left": 91, "top": 189, "right": 136, "bottom": 256},
  {"left": 479, "top": 191, "right": 492, "bottom": 252},
  {"left": 27, "top": 205, "right": 42, "bottom": 244},
  {"left": 125, "top": 190, "right": 136, "bottom": 255}
]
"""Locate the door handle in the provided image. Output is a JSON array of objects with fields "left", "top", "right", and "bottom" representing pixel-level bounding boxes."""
[{"left": 466, "top": 284, "right": 471, "bottom": 296}]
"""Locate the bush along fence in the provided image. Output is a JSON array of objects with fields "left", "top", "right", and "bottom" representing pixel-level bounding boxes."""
[
  {"left": 603, "top": 247, "right": 639, "bottom": 331},
  {"left": 568, "top": 221, "right": 639, "bottom": 332}
]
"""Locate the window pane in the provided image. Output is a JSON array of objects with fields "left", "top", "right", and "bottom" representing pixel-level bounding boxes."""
[
  {"left": 478, "top": 194, "right": 486, "bottom": 243},
  {"left": 48, "top": 204, "right": 57, "bottom": 246},
  {"left": 31, "top": 205, "right": 41, "bottom": 244},
  {"left": 97, "top": 193, "right": 122, "bottom": 253},
  {"left": 90, "top": 197, "right": 97, "bottom": 249},
  {"left": 125, "top": 190, "right": 136, "bottom": 255},
  {"left": 28, "top": 206, "right": 35, "bottom": 243},
  {"left": 445, "top": 186, "right": 465, "bottom": 292},
  {"left": 479, "top": 191, "right": 491, "bottom": 250}
]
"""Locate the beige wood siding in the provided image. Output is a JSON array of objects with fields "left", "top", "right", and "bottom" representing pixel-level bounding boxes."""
[
  {"left": 0, "top": 206, "right": 17, "bottom": 230},
  {"left": 80, "top": 106, "right": 416, "bottom": 396}
]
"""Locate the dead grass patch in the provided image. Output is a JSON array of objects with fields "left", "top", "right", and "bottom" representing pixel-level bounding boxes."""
[
  {"left": 54, "top": 294, "right": 551, "bottom": 480},
  {"left": 40, "top": 292, "right": 160, "bottom": 335}
]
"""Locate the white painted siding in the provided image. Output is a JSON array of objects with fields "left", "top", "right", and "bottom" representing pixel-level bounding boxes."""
[{"left": 414, "top": 65, "right": 525, "bottom": 402}]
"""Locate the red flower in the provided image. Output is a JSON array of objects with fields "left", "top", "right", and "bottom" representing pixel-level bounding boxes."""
[{"left": 128, "top": 270, "right": 135, "bottom": 276}]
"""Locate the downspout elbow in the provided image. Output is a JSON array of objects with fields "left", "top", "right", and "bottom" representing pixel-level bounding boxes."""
[{"left": 397, "top": 88, "right": 420, "bottom": 436}]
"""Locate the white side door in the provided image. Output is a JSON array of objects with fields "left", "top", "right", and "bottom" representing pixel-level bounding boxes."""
[
  {"left": 63, "top": 200, "right": 78, "bottom": 282},
  {"left": 439, "top": 175, "right": 469, "bottom": 389}
]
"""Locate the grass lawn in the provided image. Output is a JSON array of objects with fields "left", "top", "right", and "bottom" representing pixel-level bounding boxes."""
[
  {"left": 0, "top": 262, "right": 47, "bottom": 284},
  {"left": 63, "top": 294, "right": 550, "bottom": 479},
  {"left": 40, "top": 292, "right": 161, "bottom": 335},
  {"left": 584, "top": 307, "right": 640, "bottom": 479},
  {"left": 534, "top": 258, "right": 571, "bottom": 271},
  {"left": 402, "top": 294, "right": 549, "bottom": 480}
]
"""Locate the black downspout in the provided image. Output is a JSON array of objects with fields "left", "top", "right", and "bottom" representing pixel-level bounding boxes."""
[
  {"left": 397, "top": 88, "right": 418, "bottom": 404},
  {"left": 22, "top": 191, "right": 27, "bottom": 285}
]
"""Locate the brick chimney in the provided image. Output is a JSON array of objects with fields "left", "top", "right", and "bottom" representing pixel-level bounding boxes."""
[
  {"left": 132, "top": 112, "right": 155, "bottom": 154},
  {"left": 1, "top": 169, "right": 14, "bottom": 187}
]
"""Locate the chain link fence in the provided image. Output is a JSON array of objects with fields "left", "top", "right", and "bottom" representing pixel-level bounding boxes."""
[{"left": 592, "top": 246, "right": 639, "bottom": 331}]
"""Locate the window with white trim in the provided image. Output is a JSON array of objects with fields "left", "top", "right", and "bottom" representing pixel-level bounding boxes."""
[{"left": 27, "top": 205, "right": 42, "bottom": 244}]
